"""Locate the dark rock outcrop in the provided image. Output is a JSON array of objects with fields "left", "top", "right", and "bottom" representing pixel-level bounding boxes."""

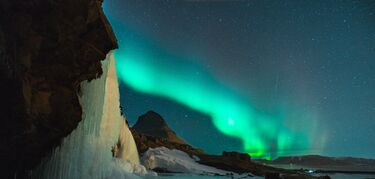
[
  {"left": 197, "top": 153, "right": 293, "bottom": 176},
  {"left": 131, "top": 128, "right": 206, "bottom": 156},
  {"left": 0, "top": 0, "right": 117, "bottom": 177},
  {"left": 222, "top": 151, "right": 251, "bottom": 161},
  {"left": 265, "top": 172, "right": 281, "bottom": 179}
]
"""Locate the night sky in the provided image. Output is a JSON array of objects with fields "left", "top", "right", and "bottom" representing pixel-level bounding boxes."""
[{"left": 104, "top": 0, "right": 375, "bottom": 159}]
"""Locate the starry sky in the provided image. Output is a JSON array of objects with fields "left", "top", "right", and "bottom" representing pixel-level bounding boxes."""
[{"left": 104, "top": 0, "right": 375, "bottom": 159}]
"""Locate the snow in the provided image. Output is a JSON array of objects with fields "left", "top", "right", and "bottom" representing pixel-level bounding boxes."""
[
  {"left": 141, "top": 147, "right": 261, "bottom": 179},
  {"left": 141, "top": 147, "right": 264, "bottom": 179},
  {"left": 107, "top": 158, "right": 157, "bottom": 178},
  {"left": 192, "top": 155, "right": 200, "bottom": 161},
  {"left": 142, "top": 147, "right": 226, "bottom": 175}
]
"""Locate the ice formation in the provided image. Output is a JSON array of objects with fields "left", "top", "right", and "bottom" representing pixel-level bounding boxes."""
[
  {"left": 31, "top": 52, "right": 146, "bottom": 178},
  {"left": 115, "top": 118, "right": 140, "bottom": 164}
]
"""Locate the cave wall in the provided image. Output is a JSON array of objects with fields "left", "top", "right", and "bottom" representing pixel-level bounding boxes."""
[{"left": 0, "top": 0, "right": 117, "bottom": 177}]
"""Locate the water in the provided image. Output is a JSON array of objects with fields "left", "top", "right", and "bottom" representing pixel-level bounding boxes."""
[
  {"left": 270, "top": 164, "right": 375, "bottom": 179},
  {"left": 148, "top": 173, "right": 262, "bottom": 179},
  {"left": 315, "top": 173, "right": 375, "bottom": 179},
  {"left": 153, "top": 175, "right": 226, "bottom": 179}
]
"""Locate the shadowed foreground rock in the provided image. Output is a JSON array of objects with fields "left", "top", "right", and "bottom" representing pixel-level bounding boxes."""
[{"left": 0, "top": 0, "right": 117, "bottom": 177}]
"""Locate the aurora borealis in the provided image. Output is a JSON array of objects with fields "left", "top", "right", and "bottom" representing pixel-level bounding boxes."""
[
  {"left": 104, "top": 0, "right": 375, "bottom": 159},
  {"left": 112, "top": 31, "right": 309, "bottom": 159}
]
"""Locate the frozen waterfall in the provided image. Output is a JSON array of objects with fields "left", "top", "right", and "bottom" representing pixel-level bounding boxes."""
[
  {"left": 31, "top": 52, "right": 144, "bottom": 178},
  {"left": 115, "top": 118, "right": 141, "bottom": 164}
]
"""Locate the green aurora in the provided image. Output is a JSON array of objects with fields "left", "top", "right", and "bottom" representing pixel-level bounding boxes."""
[{"left": 110, "top": 26, "right": 312, "bottom": 159}]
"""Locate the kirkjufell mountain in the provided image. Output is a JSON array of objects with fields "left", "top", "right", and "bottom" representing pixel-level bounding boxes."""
[{"left": 133, "top": 110, "right": 187, "bottom": 144}]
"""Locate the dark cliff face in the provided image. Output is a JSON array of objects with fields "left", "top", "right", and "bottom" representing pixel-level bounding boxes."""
[{"left": 0, "top": 0, "right": 117, "bottom": 177}]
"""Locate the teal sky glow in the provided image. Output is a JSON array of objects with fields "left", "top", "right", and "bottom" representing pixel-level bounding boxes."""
[{"left": 109, "top": 24, "right": 317, "bottom": 159}]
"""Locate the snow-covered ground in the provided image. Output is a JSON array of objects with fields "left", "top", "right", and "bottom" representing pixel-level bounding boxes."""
[
  {"left": 107, "top": 158, "right": 157, "bottom": 179},
  {"left": 141, "top": 147, "right": 262, "bottom": 179},
  {"left": 141, "top": 147, "right": 227, "bottom": 175}
]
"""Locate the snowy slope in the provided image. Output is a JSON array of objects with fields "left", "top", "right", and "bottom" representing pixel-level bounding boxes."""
[
  {"left": 141, "top": 147, "right": 262, "bottom": 179},
  {"left": 142, "top": 147, "right": 227, "bottom": 175}
]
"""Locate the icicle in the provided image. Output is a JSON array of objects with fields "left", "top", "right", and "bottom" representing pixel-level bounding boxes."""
[{"left": 115, "top": 117, "right": 140, "bottom": 164}]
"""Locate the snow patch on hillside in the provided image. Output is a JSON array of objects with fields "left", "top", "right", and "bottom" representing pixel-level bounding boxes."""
[
  {"left": 142, "top": 147, "right": 227, "bottom": 175},
  {"left": 141, "top": 147, "right": 261, "bottom": 179}
]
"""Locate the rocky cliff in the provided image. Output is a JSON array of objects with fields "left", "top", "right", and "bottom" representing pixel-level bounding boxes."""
[{"left": 0, "top": 0, "right": 117, "bottom": 177}]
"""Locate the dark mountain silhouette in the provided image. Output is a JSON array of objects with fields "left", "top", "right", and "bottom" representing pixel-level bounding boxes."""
[{"left": 133, "top": 110, "right": 187, "bottom": 144}]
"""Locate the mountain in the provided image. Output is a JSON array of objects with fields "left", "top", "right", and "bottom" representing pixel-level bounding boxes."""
[
  {"left": 133, "top": 110, "right": 187, "bottom": 144},
  {"left": 131, "top": 111, "right": 205, "bottom": 156}
]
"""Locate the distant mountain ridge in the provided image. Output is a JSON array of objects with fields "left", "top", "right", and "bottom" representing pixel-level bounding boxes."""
[
  {"left": 258, "top": 155, "right": 375, "bottom": 172},
  {"left": 273, "top": 155, "right": 375, "bottom": 166}
]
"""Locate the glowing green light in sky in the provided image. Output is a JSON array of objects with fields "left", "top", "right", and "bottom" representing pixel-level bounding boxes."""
[
  {"left": 99, "top": 0, "right": 323, "bottom": 156},
  {"left": 109, "top": 27, "right": 312, "bottom": 159}
]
